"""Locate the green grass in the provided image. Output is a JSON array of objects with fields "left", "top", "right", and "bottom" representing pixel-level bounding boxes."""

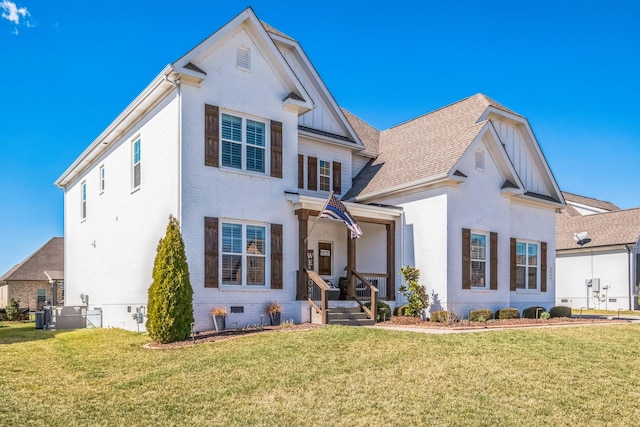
[{"left": 1, "top": 322, "right": 640, "bottom": 426}]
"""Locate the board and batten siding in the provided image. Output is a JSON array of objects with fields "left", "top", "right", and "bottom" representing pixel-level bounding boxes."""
[{"left": 492, "top": 120, "right": 548, "bottom": 196}]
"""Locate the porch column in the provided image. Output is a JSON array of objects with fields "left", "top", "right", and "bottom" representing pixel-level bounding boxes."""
[
  {"left": 386, "top": 221, "right": 396, "bottom": 301},
  {"left": 296, "top": 209, "right": 309, "bottom": 300},
  {"left": 347, "top": 230, "right": 356, "bottom": 298}
]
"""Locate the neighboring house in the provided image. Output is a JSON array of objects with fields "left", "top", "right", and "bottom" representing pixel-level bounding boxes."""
[
  {"left": 556, "top": 192, "right": 640, "bottom": 310},
  {"left": 0, "top": 237, "right": 64, "bottom": 310},
  {"left": 55, "top": 7, "right": 564, "bottom": 332}
]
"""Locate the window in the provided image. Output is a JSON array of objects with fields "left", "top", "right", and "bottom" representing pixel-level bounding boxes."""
[
  {"left": 132, "top": 139, "right": 141, "bottom": 189},
  {"left": 99, "top": 165, "right": 105, "bottom": 193},
  {"left": 470, "top": 233, "right": 487, "bottom": 287},
  {"left": 221, "top": 222, "right": 266, "bottom": 286},
  {"left": 319, "top": 160, "right": 331, "bottom": 192},
  {"left": 516, "top": 241, "right": 539, "bottom": 289},
  {"left": 221, "top": 113, "right": 266, "bottom": 173},
  {"left": 81, "top": 181, "right": 87, "bottom": 220}
]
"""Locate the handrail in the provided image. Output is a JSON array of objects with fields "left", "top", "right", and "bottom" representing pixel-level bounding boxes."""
[
  {"left": 304, "top": 268, "right": 330, "bottom": 324},
  {"left": 351, "top": 270, "right": 378, "bottom": 322}
]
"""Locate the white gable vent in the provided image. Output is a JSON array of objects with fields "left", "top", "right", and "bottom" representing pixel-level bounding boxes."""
[
  {"left": 236, "top": 46, "right": 251, "bottom": 70},
  {"left": 475, "top": 150, "right": 485, "bottom": 170}
]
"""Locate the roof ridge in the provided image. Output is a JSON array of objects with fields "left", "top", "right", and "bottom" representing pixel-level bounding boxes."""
[
  {"left": 562, "top": 191, "right": 617, "bottom": 206},
  {"left": 384, "top": 93, "right": 482, "bottom": 131}
]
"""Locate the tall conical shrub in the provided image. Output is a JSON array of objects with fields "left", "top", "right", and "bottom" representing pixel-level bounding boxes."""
[{"left": 146, "top": 215, "right": 194, "bottom": 343}]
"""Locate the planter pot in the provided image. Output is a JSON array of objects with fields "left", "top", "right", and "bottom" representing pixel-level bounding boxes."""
[
  {"left": 213, "top": 315, "right": 226, "bottom": 331},
  {"left": 269, "top": 312, "right": 281, "bottom": 326}
]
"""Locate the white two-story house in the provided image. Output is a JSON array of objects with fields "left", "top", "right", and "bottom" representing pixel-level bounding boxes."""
[{"left": 56, "top": 7, "right": 565, "bottom": 331}]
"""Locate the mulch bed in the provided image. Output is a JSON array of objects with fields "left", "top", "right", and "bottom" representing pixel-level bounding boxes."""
[
  {"left": 143, "top": 323, "right": 322, "bottom": 349},
  {"left": 379, "top": 316, "right": 629, "bottom": 330}
]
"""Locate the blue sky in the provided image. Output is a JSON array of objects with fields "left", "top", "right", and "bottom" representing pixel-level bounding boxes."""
[{"left": 1, "top": 0, "right": 638, "bottom": 274}]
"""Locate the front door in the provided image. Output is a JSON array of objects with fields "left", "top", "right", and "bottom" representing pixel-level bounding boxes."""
[{"left": 318, "top": 242, "right": 332, "bottom": 277}]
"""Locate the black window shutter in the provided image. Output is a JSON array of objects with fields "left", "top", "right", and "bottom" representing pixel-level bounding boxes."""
[
  {"left": 204, "top": 104, "right": 219, "bottom": 167},
  {"left": 271, "top": 224, "right": 283, "bottom": 289},
  {"left": 462, "top": 228, "right": 471, "bottom": 289},
  {"left": 204, "top": 217, "right": 219, "bottom": 288}
]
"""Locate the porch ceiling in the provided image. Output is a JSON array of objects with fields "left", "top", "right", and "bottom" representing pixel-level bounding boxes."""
[{"left": 285, "top": 192, "right": 402, "bottom": 223}]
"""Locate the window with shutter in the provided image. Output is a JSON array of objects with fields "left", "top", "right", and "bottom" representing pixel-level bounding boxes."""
[
  {"left": 270, "top": 120, "right": 282, "bottom": 178},
  {"left": 332, "top": 161, "right": 342, "bottom": 194},
  {"left": 307, "top": 156, "right": 317, "bottom": 191},
  {"left": 204, "top": 104, "right": 219, "bottom": 167},
  {"left": 462, "top": 229, "right": 471, "bottom": 289}
]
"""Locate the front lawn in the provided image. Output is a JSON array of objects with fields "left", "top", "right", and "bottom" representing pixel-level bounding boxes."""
[{"left": 1, "top": 322, "right": 639, "bottom": 426}]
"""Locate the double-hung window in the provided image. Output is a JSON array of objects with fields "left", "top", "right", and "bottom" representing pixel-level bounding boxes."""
[
  {"left": 132, "top": 139, "right": 141, "bottom": 189},
  {"left": 221, "top": 222, "right": 266, "bottom": 286},
  {"left": 221, "top": 113, "right": 266, "bottom": 173},
  {"left": 516, "top": 241, "right": 539, "bottom": 290},
  {"left": 81, "top": 181, "right": 87, "bottom": 220},
  {"left": 99, "top": 165, "right": 105, "bottom": 193},
  {"left": 470, "top": 233, "right": 487, "bottom": 287},
  {"left": 319, "top": 160, "right": 331, "bottom": 192}
]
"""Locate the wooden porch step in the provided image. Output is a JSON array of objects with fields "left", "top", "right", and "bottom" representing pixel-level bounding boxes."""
[{"left": 326, "top": 307, "right": 374, "bottom": 326}]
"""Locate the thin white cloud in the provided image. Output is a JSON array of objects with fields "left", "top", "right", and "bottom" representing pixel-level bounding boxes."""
[{"left": 1, "top": 0, "right": 30, "bottom": 25}]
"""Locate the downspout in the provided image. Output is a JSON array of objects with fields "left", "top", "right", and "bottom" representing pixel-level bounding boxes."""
[{"left": 163, "top": 74, "right": 182, "bottom": 223}]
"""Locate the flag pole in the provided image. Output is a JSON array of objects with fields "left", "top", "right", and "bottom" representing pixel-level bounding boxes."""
[{"left": 304, "top": 191, "right": 333, "bottom": 243}]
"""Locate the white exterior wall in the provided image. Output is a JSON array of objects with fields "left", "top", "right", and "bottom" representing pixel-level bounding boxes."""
[
  {"left": 447, "top": 139, "right": 512, "bottom": 315},
  {"left": 179, "top": 27, "right": 310, "bottom": 331},
  {"left": 379, "top": 188, "right": 449, "bottom": 310},
  {"left": 64, "top": 94, "right": 180, "bottom": 330},
  {"left": 352, "top": 153, "right": 371, "bottom": 178},
  {"left": 556, "top": 249, "right": 634, "bottom": 311}
]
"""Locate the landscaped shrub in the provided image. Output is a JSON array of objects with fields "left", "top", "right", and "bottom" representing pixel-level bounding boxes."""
[
  {"left": 146, "top": 215, "right": 194, "bottom": 344},
  {"left": 393, "top": 305, "right": 408, "bottom": 316},
  {"left": 549, "top": 306, "right": 572, "bottom": 318},
  {"left": 398, "top": 265, "right": 429, "bottom": 317},
  {"left": 430, "top": 310, "right": 459, "bottom": 323},
  {"left": 363, "top": 301, "right": 392, "bottom": 322},
  {"left": 523, "top": 306, "right": 547, "bottom": 319},
  {"left": 469, "top": 309, "right": 494, "bottom": 321},
  {"left": 495, "top": 308, "right": 520, "bottom": 320},
  {"left": 5, "top": 298, "right": 21, "bottom": 321}
]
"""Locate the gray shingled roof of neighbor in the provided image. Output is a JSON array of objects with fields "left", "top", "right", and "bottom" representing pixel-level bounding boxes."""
[
  {"left": 261, "top": 21, "right": 296, "bottom": 41},
  {"left": 556, "top": 208, "right": 640, "bottom": 250},
  {"left": 0, "top": 237, "right": 64, "bottom": 282},
  {"left": 562, "top": 191, "right": 620, "bottom": 212},
  {"left": 343, "top": 93, "right": 518, "bottom": 200}
]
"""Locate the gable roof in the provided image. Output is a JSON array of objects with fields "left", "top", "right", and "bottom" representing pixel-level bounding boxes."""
[
  {"left": 344, "top": 93, "right": 529, "bottom": 200},
  {"left": 562, "top": 191, "right": 620, "bottom": 213},
  {"left": 556, "top": 208, "right": 640, "bottom": 250},
  {"left": 0, "top": 237, "right": 64, "bottom": 282}
]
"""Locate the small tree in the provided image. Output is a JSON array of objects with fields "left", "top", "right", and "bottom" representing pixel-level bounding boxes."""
[
  {"left": 146, "top": 215, "right": 194, "bottom": 343},
  {"left": 398, "top": 265, "right": 428, "bottom": 317},
  {"left": 6, "top": 298, "right": 20, "bottom": 321}
]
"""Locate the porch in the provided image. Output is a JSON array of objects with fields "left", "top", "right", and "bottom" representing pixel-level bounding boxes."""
[{"left": 290, "top": 195, "right": 402, "bottom": 325}]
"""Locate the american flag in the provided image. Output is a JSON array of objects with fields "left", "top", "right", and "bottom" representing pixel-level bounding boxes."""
[{"left": 320, "top": 194, "right": 363, "bottom": 239}]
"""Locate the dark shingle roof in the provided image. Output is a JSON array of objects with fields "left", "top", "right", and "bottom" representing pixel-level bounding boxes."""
[{"left": 0, "top": 237, "right": 64, "bottom": 282}]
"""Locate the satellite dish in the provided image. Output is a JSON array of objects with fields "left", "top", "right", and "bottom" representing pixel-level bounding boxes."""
[{"left": 573, "top": 231, "right": 591, "bottom": 246}]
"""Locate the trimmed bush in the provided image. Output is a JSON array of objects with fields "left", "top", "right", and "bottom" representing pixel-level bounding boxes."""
[
  {"left": 398, "top": 266, "right": 429, "bottom": 317},
  {"left": 495, "top": 308, "right": 520, "bottom": 320},
  {"left": 523, "top": 306, "right": 547, "bottom": 319},
  {"left": 430, "top": 310, "right": 459, "bottom": 323},
  {"left": 146, "top": 215, "right": 194, "bottom": 344},
  {"left": 549, "top": 305, "right": 572, "bottom": 318},
  {"left": 394, "top": 305, "right": 408, "bottom": 316},
  {"left": 469, "top": 309, "right": 494, "bottom": 321},
  {"left": 5, "top": 298, "right": 21, "bottom": 321},
  {"left": 363, "top": 301, "right": 392, "bottom": 322}
]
